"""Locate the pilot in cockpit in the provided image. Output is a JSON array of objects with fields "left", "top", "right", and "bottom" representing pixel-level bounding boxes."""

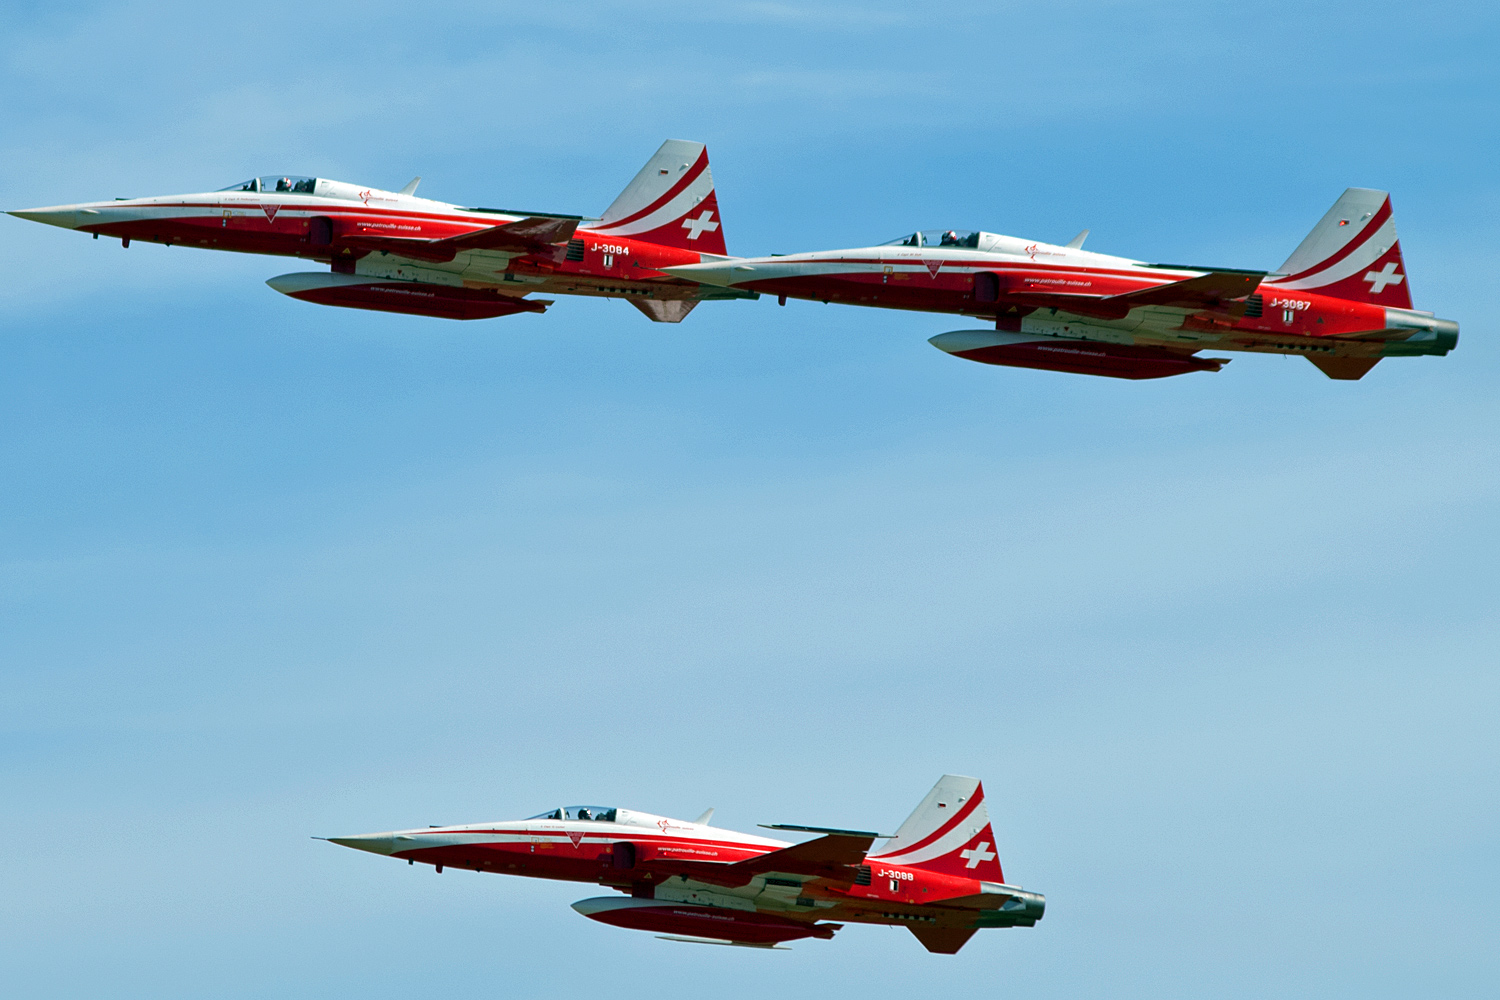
[{"left": 940, "top": 230, "right": 961, "bottom": 246}]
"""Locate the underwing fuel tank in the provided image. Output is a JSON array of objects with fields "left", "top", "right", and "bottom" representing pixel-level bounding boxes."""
[
  {"left": 930, "top": 330, "right": 1228, "bottom": 380},
  {"left": 266, "top": 272, "right": 549, "bottom": 320},
  {"left": 571, "top": 896, "right": 837, "bottom": 947}
]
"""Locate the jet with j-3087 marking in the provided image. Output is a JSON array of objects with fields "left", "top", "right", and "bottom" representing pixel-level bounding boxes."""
[
  {"left": 663, "top": 188, "right": 1457, "bottom": 380},
  {"left": 323, "top": 774, "right": 1042, "bottom": 953},
  {"left": 8, "top": 140, "right": 752, "bottom": 323}
]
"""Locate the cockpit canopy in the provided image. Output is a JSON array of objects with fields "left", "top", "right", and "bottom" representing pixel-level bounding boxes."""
[
  {"left": 526, "top": 805, "right": 618, "bottom": 822},
  {"left": 878, "top": 229, "right": 1060, "bottom": 257},
  {"left": 882, "top": 229, "right": 981, "bottom": 248},
  {"left": 219, "top": 175, "right": 317, "bottom": 194},
  {"left": 215, "top": 175, "right": 419, "bottom": 204}
]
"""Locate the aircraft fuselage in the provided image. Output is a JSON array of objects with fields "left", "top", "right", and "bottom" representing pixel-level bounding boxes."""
[
  {"left": 12, "top": 177, "right": 748, "bottom": 318},
  {"left": 330, "top": 804, "right": 1041, "bottom": 948}
]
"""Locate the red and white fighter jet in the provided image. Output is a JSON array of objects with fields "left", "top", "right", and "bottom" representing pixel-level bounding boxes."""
[
  {"left": 325, "top": 774, "right": 1043, "bottom": 954},
  {"left": 664, "top": 188, "right": 1458, "bottom": 379},
  {"left": 8, "top": 140, "right": 752, "bottom": 323}
]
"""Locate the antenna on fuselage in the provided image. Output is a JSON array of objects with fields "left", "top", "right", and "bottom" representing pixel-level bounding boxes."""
[
  {"left": 398, "top": 176, "right": 421, "bottom": 196},
  {"left": 693, "top": 808, "right": 715, "bottom": 825},
  {"left": 1065, "top": 229, "right": 1089, "bottom": 250}
]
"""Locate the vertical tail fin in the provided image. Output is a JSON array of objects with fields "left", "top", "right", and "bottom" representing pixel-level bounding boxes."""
[
  {"left": 867, "top": 775, "right": 1005, "bottom": 883},
  {"left": 1269, "top": 187, "right": 1413, "bottom": 309},
  {"left": 586, "top": 139, "right": 727, "bottom": 255}
]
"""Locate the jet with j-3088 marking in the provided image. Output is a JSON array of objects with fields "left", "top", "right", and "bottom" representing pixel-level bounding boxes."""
[
  {"left": 323, "top": 775, "right": 1043, "bottom": 954},
  {"left": 8, "top": 140, "right": 752, "bottom": 323},
  {"left": 663, "top": 188, "right": 1457, "bottom": 380}
]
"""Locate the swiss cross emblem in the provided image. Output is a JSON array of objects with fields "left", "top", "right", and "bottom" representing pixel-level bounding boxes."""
[
  {"left": 960, "top": 840, "right": 995, "bottom": 869},
  {"left": 1364, "top": 261, "right": 1404, "bottom": 294},
  {"left": 263, "top": 205, "right": 279, "bottom": 222},
  {"left": 682, "top": 210, "right": 719, "bottom": 240}
]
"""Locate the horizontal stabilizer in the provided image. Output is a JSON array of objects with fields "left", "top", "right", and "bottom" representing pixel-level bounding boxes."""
[
  {"left": 630, "top": 298, "right": 698, "bottom": 323},
  {"left": 1307, "top": 355, "right": 1381, "bottom": 380},
  {"left": 910, "top": 927, "right": 977, "bottom": 955}
]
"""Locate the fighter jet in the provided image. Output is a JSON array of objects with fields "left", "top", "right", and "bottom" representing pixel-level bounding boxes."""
[
  {"left": 8, "top": 140, "right": 753, "bottom": 323},
  {"left": 324, "top": 774, "right": 1042, "bottom": 953},
  {"left": 663, "top": 189, "right": 1457, "bottom": 379}
]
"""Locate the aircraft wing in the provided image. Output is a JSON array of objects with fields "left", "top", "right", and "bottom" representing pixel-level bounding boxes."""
[
  {"left": 342, "top": 216, "right": 578, "bottom": 263},
  {"left": 444, "top": 216, "right": 579, "bottom": 253},
  {"left": 641, "top": 830, "right": 878, "bottom": 888},
  {"left": 999, "top": 269, "right": 1265, "bottom": 321},
  {"left": 741, "top": 829, "right": 877, "bottom": 879},
  {"left": 1109, "top": 268, "right": 1265, "bottom": 311}
]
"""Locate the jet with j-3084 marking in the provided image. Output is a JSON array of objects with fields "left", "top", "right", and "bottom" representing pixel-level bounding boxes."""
[
  {"left": 323, "top": 775, "right": 1042, "bottom": 953},
  {"left": 663, "top": 188, "right": 1458, "bottom": 380},
  {"left": 8, "top": 140, "right": 753, "bottom": 323}
]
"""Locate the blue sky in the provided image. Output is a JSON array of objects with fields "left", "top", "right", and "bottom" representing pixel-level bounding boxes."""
[{"left": 2, "top": 2, "right": 1497, "bottom": 997}]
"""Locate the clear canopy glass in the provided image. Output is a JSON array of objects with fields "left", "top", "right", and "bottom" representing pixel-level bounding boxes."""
[
  {"left": 526, "top": 806, "right": 618, "bottom": 822},
  {"left": 218, "top": 175, "right": 317, "bottom": 194},
  {"left": 880, "top": 229, "right": 980, "bottom": 248}
]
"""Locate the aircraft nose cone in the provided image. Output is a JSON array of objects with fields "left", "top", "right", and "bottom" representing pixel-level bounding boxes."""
[
  {"left": 8, "top": 206, "right": 96, "bottom": 230},
  {"left": 326, "top": 833, "right": 403, "bottom": 856}
]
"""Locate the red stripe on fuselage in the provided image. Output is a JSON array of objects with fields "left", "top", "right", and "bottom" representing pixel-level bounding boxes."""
[
  {"left": 404, "top": 829, "right": 775, "bottom": 851},
  {"left": 759, "top": 255, "right": 1181, "bottom": 281}
]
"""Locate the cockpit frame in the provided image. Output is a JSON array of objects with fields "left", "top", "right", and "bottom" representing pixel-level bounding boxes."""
[{"left": 526, "top": 806, "right": 619, "bottom": 822}]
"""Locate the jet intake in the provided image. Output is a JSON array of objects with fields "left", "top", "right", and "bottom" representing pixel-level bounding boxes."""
[
  {"left": 308, "top": 216, "right": 334, "bottom": 246},
  {"left": 930, "top": 330, "right": 1227, "bottom": 380},
  {"left": 266, "top": 272, "right": 549, "bottom": 320},
  {"left": 571, "top": 896, "right": 835, "bottom": 945}
]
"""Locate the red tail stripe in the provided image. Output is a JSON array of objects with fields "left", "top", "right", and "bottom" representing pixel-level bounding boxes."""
[
  {"left": 591, "top": 149, "right": 710, "bottom": 232},
  {"left": 873, "top": 790, "right": 983, "bottom": 859},
  {"left": 1280, "top": 196, "right": 1392, "bottom": 282}
]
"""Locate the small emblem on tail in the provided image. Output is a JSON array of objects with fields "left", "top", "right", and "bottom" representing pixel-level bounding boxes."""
[
  {"left": 959, "top": 841, "right": 995, "bottom": 869},
  {"left": 682, "top": 209, "right": 719, "bottom": 241},
  {"left": 1364, "top": 261, "right": 1404, "bottom": 294}
]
